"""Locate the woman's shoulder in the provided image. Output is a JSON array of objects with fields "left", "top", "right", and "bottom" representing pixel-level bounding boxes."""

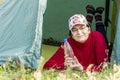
[
  {"left": 91, "top": 31, "right": 103, "bottom": 37},
  {"left": 91, "top": 31, "right": 105, "bottom": 40},
  {"left": 91, "top": 30, "right": 102, "bottom": 34}
]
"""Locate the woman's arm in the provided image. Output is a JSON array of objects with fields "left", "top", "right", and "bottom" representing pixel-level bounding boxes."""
[{"left": 90, "top": 31, "right": 108, "bottom": 71}]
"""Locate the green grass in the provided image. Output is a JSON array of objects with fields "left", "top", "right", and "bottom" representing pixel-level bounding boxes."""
[
  {"left": 42, "top": 44, "right": 58, "bottom": 63},
  {"left": 41, "top": 44, "right": 58, "bottom": 69},
  {"left": 0, "top": 44, "right": 119, "bottom": 80}
]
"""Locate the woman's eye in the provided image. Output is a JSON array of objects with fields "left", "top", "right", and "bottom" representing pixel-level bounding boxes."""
[{"left": 72, "top": 29, "right": 78, "bottom": 32}]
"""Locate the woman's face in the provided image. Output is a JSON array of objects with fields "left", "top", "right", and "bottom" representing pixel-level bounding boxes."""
[{"left": 71, "top": 24, "right": 91, "bottom": 43}]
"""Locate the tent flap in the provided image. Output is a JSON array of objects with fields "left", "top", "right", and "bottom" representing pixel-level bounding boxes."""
[{"left": 0, "top": 0, "right": 47, "bottom": 69}]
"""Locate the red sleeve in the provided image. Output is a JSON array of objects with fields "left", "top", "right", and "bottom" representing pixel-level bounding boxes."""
[
  {"left": 91, "top": 31, "right": 108, "bottom": 71},
  {"left": 43, "top": 44, "right": 65, "bottom": 70}
]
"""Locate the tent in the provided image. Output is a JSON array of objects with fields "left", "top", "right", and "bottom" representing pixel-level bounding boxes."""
[
  {"left": 114, "top": 0, "right": 120, "bottom": 64},
  {"left": 43, "top": 0, "right": 113, "bottom": 43},
  {"left": 0, "top": 0, "right": 47, "bottom": 69}
]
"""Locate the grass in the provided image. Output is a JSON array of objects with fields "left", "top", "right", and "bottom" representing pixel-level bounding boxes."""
[
  {"left": 0, "top": 44, "right": 119, "bottom": 80},
  {"left": 42, "top": 44, "right": 58, "bottom": 63},
  {"left": 40, "top": 44, "right": 58, "bottom": 70}
]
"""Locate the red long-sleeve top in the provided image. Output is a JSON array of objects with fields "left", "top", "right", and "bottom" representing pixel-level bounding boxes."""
[{"left": 43, "top": 31, "right": 108, "bottom": 71}]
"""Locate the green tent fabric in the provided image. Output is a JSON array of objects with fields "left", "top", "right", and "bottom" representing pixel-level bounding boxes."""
[
  {"left": 114, "top": 0, "right": 120, "bottom": 64},
  {"left": 0, "top": 0, "right": 47, "bottom": 69}
]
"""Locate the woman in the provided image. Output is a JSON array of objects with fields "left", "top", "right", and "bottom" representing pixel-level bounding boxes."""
[{"left": 43, "top": 13, "right": 108, "bottom": 72}]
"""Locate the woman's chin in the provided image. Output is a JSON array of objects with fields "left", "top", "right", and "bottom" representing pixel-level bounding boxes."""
[{"left": 77, "top": 39, "right": 86, "bottom": 43}]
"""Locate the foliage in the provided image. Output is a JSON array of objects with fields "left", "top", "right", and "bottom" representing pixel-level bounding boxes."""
[
  {"left": 41, "top": 63, "right": 114, "bottom": 80},
  {"left": 0, "top": 57, "right": 120, "bottom": 80},
  {"left": 0, "top": 58, "right": 35, "bottom": 80}
]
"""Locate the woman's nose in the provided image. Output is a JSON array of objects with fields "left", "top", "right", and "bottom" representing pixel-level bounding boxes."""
[{"left": 77, "top": 29, "right": 83, "bottom": 34}]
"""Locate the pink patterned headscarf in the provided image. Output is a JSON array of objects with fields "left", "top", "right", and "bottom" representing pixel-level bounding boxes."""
[{"left": 68, "top": 14, "right": 88, "bottom": 30}]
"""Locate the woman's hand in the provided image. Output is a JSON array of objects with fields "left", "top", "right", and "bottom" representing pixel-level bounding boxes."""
[{"left": 64, "top": 56, "right": 83, "bottom": 71}]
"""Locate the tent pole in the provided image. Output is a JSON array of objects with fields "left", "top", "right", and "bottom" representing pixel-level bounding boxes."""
[{"left": 104, "top": 0, "right": 111, "bottom": 34}]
